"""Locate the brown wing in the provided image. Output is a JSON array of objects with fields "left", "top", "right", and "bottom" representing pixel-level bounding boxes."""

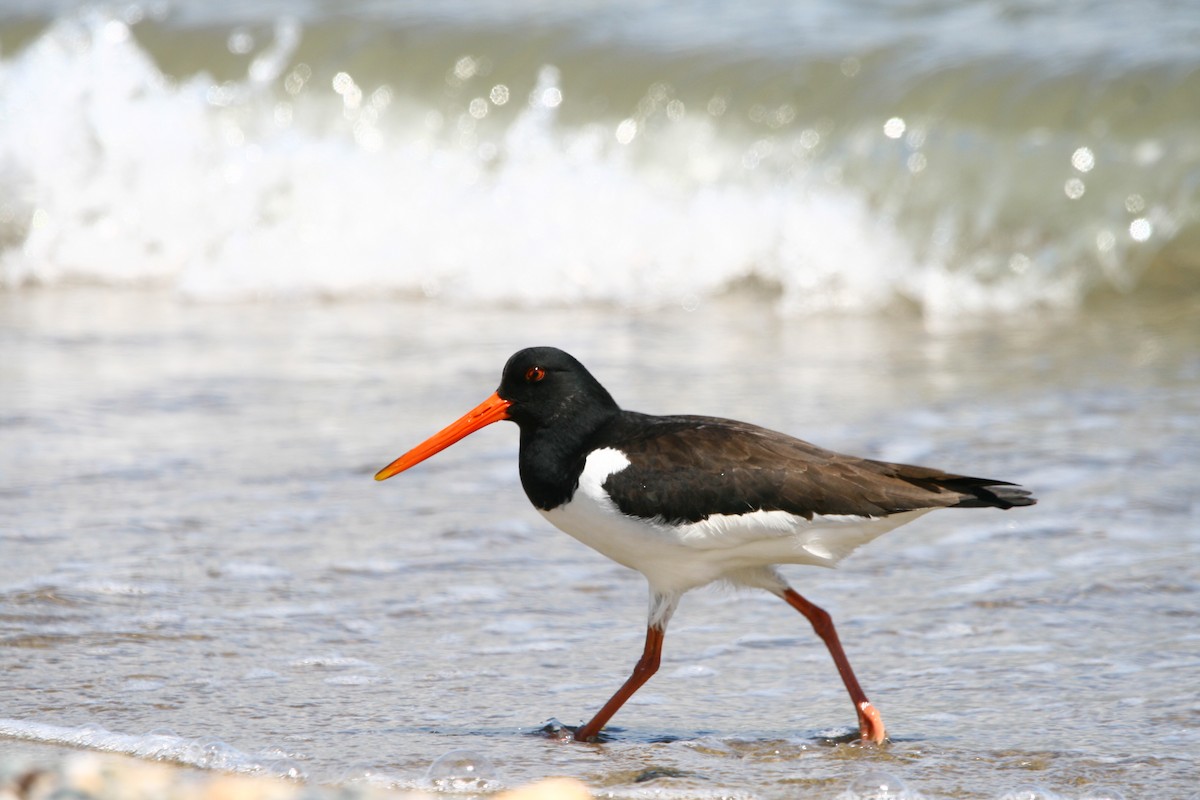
[{"left": 596, "top": 413, "right": 1034, "bottom": 524}]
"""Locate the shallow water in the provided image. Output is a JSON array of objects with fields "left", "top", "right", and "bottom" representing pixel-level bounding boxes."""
[{"left": 1, "top": 289, "right": 1197, "bottom": 798}]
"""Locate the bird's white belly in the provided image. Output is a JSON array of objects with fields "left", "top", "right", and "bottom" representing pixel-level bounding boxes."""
[{"left": 538, "top": 448, "right": 927, "bottom": 595}]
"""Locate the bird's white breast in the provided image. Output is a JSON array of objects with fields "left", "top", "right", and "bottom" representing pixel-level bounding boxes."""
[{"left": 537, "top": 447, "right": 926, "bottom": 596}]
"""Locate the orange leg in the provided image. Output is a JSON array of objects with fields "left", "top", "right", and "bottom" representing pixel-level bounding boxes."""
[
  {"left": 573, "top": 625, "right": 664, "bottom": 742},
  {"left": 782, "top": 588, "right": 886, "bottom": 743}
]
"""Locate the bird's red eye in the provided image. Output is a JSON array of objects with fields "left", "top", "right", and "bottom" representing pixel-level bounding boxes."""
[{"left": 525, "top": 366, "right": 546, "bottom": 383}]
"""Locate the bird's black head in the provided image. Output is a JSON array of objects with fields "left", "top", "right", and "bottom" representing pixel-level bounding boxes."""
[
  {"left": 373, "top": 346, "right": 619, "bottom": 483},
  {"left": 496, "top": 347, "right": 620, "bottom": 432}
]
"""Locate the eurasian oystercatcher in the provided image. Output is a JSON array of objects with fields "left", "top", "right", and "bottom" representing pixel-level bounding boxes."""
[{"left": 375, "top": 346, "right": 1035, "bottom": 743}]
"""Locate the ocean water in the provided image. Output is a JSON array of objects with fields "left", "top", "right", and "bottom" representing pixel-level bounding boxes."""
[
  {"left": 2, "top": 0, "right": 1198, "bottom": 315},
  {"left": 1, "top": 2, "right": 1199, "bottom": 799},
  {"left": 3, "top": 290, "right": 1198, "bottom": 800}
]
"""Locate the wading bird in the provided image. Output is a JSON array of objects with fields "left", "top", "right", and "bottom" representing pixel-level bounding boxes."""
[{"left": 375, "top": 347, "right": 1035, "bottom": 743}]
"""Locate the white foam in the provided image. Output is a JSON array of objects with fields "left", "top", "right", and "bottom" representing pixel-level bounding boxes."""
[
  {"left": 0, "top": 718, "right": 287, "bottom": 775},
  {"left": 0, "top": 10, "right": 1052, "bottom": 319}
]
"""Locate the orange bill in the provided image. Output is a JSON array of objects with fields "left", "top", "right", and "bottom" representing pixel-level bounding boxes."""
[{"left": 374, "top": 391, "right": 512, "bottom": 481}]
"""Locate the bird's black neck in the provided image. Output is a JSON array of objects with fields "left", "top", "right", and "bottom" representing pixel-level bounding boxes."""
[{"left": 516, "top": 403, "right": 620, "bottom": 511}]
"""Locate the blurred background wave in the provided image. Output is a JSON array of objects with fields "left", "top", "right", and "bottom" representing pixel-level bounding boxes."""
[{"left": 1, "top": 0, "right": 1197, "bottom": 319}]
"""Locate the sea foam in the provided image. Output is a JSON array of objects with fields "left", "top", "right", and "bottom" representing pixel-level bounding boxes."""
[{"left": 0, "top": 8, "right": 1181, "bottom": 319}]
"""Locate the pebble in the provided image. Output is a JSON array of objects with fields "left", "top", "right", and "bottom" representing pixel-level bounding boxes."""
[{"left": 0, "top": 753, "right": 590, "bottom": 800}]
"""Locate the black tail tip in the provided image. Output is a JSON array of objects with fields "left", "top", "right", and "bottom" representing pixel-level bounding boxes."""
[
  {"left": 950, "top": 481, "right": 1037, "bottom": 509},
  {"left": 983, "top": 484, "right": 1037, "bottom": 509}
]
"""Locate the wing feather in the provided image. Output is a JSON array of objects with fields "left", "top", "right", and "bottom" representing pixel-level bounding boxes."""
[{"left": 595, "top": 413, "right": 1034, "bottom": 524}]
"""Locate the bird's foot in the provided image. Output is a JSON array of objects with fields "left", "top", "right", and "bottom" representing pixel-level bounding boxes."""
[
  {"left": 535, "top": 718, "right": 611, "bottom": 743},
  {"left": 535, "top": 718, "right": 575, "bottom": 740},
  {"left": 571, "top": 724, "right": 600, "bottom": 743},
  {"left": 857, "top": 701, "right": 887, "bottom": 744}
]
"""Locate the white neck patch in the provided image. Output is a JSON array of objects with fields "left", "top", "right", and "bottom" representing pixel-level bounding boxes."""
[{"left": 577, "top": 447, "right": 631, "bottom": 498}]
